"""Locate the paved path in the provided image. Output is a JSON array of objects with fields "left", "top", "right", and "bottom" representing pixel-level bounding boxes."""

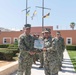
[{"left": 10, "top": 49, "right": 76, "bottom": 75}]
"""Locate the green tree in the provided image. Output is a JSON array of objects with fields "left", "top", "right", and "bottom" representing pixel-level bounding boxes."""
[
  {"left": 70, "top": 22, "right": 75, "bottom": 30},
  {"left": 14, "top": 39, "right": 18, "bottom": 45}
]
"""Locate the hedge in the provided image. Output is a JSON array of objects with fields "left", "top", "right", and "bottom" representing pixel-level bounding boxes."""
[
  {"left": 66, "top": 45, "right": 76, "bottom": 50},
  {"left": 0, "top": 49, "right": 19, "bottom": 61},
  {"left": 8, "top": 44, "right": 19, "bottom": 54},
  {"left": 0, "top": 44, "right": 9, "bottom": 48},
  {"left": 8, "top": 44, "right": 18, "bottom": 47},
  {"left": 3, "top": 50, "right": 14, "bottom": 60},
  {"left": 0, "top": 50, "right": 13, "bottom": 60}
]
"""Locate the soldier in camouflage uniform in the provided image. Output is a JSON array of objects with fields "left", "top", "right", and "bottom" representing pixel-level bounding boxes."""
[
  {"left": 33, "top": 34, "right": 40, "bottom": 64},
  {"left": 39, "top": 31, "right": 44, "bottom": 68},
  {"left": 42, "top": 28, "right": 59, "bottom": 75},
  {"left": 55, "top": 31, "right": 65, "bottom": 70},
  {"left": 39, "top": 28, "right": 51, "bottom": 68},
  {"left": 17, "top": 24, "right": 35, "bottom": 75}
]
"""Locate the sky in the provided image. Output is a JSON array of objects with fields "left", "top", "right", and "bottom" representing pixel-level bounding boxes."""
[{"left": 0, "top": 0, "right": 76, "bottom": 30}]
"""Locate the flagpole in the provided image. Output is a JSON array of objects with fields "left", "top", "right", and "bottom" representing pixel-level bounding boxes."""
[
  {"left": 26, "top": 0, "right": 28, "bottom": 24},
  {"left": 42, "top": 0, "right": 44, "bottom": 31},
  {"left": 36, "top": 0, "right": 51, "bottom": 31}
]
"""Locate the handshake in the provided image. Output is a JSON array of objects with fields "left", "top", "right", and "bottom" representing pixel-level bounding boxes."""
[{"left": 28, "top": 51, "right": 36, "bottom": 55}]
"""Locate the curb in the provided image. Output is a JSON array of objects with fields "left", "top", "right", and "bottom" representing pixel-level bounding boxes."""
[{"left": 0, "top": 61, "right": 18, "bottom": 75}]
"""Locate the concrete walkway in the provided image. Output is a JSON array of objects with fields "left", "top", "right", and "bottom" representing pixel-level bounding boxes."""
[{"left": 10, "top": 49, "right": 76, "bottom": 75}]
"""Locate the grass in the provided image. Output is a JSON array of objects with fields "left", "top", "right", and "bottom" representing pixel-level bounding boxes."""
[{"left": 67, "top": 50, "right": 76, "bottom": 71}]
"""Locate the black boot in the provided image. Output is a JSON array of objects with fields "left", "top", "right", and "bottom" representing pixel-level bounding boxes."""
[{"left": 39, "top": 66, "right": 43, "bottom": 68}]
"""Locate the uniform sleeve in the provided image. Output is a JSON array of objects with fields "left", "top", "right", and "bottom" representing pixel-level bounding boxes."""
[
  {"left": 62, "top": 38, "right": 65, "bottom": 51},
  {"left": 18, "top": 36, "right": 26, "bottom": 51},
  {"left": 30, "top": 36, "right": 35, "bottom": 51},
  {"left": 47, "top": 39, "right": 57, "bottom": 52}
]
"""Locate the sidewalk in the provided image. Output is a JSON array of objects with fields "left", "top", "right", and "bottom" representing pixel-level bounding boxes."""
[{"left": 10, "top": 49, "right": 76, "bottom": 75}]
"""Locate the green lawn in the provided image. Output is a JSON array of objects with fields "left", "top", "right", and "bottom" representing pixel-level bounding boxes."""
[{"left": 67, "top": 50, "right": 76, "bottom": 71}]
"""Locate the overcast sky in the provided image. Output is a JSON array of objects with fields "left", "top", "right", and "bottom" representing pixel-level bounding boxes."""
[{"left": 0, "top": 0, "right": 76, "bottom": 30}]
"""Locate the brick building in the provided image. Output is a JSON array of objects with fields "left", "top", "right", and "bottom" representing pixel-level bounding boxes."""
[{"left": 0, "top": 26, "right": 76, "bottom": 45}]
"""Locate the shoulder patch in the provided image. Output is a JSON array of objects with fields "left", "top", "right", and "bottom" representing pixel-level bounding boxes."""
[{"left": 19, "top": 34, "right": 25, "bottom": 39}]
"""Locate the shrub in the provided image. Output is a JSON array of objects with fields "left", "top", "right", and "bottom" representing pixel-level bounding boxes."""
[
  {"left": 0, "top": 52, "right": 5, "bottom": 60},
  {"left": 0, "top": 44, "right": 9, "bottom": 48},
  {"left": 3, "top": 50, "right": 14, "bottom": 61},
  {"left": 0, "top": 50, "right": 13, "bottom": 60},
  {"left": 66, "top": 45, "right": 76, "bottom": 50},
  {"left": 8, "top": 44, "right": 19, "bottom": 54},
  {"left": 14, "top": 40, "right": 18, "bottom": 45},
  {"left": 0, "top": 49, "right": 19, "bottom": 60},
  {"left": 0, "top": 44, "right": 19, "bottom": 60},
  {"left": 8, "top": 44, "right": 18, "bottom": 49},
  {"left": 9, "top": 49, "right": 19, "bottom": 56}
]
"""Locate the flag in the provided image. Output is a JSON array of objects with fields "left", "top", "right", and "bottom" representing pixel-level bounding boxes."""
[
  {"left": 56, "top": 25, "right": 59, "bottom": 29},
  {"left": 43, "top": 12, "right": 50, "bottom": 18},
  {"left": 26, "top": 10, "right": 30, "bottom": 16},
  {"left": 31, "top": 10, "right": 37, "bottom": 20},
  {"left": 21, "top": 9, "right": 26, "bottom": 12},
  {"left": 33, "top": 10, "right": 37, "bottom": 16}
]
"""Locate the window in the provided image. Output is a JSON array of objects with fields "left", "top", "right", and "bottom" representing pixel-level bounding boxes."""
[
  {"left": 66, "top": 37, "right": 72, "bottom": 45},
  {"left": 4, "top": 39, "right": 7, "bottom": 43},
  {"left": 3, "top": 37, "right": 11, "bottom": 44}
]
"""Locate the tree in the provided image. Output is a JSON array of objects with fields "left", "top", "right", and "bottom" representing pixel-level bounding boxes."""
[{"left": 70, "top": 22, "right": 75, "bottom": 30}]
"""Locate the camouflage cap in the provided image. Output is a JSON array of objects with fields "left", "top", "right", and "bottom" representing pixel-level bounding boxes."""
[
  {"left": 44, "top": 28, "right": 51, "bottom": 33},
  {"left": 42, "top": 31, "right": 44, "bottom": 34},
  {"left": 46, "top": 28, "right": 51, "bottom": 32},
  {"left": 56, "top": 31, "right": 60, "bottom": 34},
  {"left": 24, "top": 24, "right": 31, "bottom": 29}
]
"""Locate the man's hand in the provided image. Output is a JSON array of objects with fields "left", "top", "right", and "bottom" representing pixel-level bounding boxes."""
[
  {"left": 29, "top": 51, "right": 36, "bottom": 55},
  {"left": 42, "top": 48, "right": 47, "bottom": 51}
]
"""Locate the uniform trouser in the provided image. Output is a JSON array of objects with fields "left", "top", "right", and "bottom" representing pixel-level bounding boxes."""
[
  {"left": 52, "top": 73, "right": 58, "bottom": 75},
  {"left": 39, "top": 52, "right": 44, "bottom": 66},
  {"left": 44, "top": 60, "right": 58, "bottom": 75},
  {"left": 59, "top": 53, "right": 63, "bottom": 69},
  {"left": 17, "top": 56, "right": 33, "bottom": 75},
  {"left": 33, "top": 54, "right": 36, "bottom": 64}
]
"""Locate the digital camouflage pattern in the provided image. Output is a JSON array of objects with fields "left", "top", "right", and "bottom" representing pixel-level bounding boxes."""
[
  {"left": 39, "top": 51, "right": 44, "bottom": 67},
  {"left": 54, "top": 37, "right": 65, "bottom": 69},
  {"left": 17, "top": 33, "right": 34, "bottom": 75},
  {"left": 38, "top": 36, "right": 44, "bottom": 68},
  {"left": 43, "top": 36, "right": 59, "bottom": 75}
]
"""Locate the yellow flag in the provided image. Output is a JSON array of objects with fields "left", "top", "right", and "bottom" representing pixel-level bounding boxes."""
[
  {"left": 31, "top": 10, "right": 37, "bottom": 20},
  {"left": 33, "top": 10, "right": 37, "bottom": 15}
]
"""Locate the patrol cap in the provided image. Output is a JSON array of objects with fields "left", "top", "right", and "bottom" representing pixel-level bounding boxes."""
[
  {"left": 24, "top": 24, "right": 31, "bottom": 29},
  {"left": 44, "top": 28, "right": 51, "bottom": 33},
  {"left": 33, "top": 33, "right": 37, "bottom": 36},
  {"left": 46, "top": 28, "right": 51, "bottom": 33},
  {"left": 56, "top": 31, "right": 60, "bottom": 35},
  {"left": 42, "top": 31, "right": 44, "bottom": 34}
]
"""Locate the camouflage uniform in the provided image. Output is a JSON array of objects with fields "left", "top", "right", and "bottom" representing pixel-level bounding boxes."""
[
  {"left": 43, "top": 29, "right": 59, "bottom": 75},
  {"left": 38, "top": 36, "right": 44, "bottom": 68},
  {"left": 33, "top": 34, "right": 39, "bottom": 64},
  {"left": 39, "top": 51, "right": 44, "bottom": 68},
  {"left": 17, "top": 24, "right": 34, "bottom": 75},
  {"left": 43, "top": 37, "right": 59, "bottom": 75},
  {"left": 55, "top": 36, "right": 65, "bottom": 70}
]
